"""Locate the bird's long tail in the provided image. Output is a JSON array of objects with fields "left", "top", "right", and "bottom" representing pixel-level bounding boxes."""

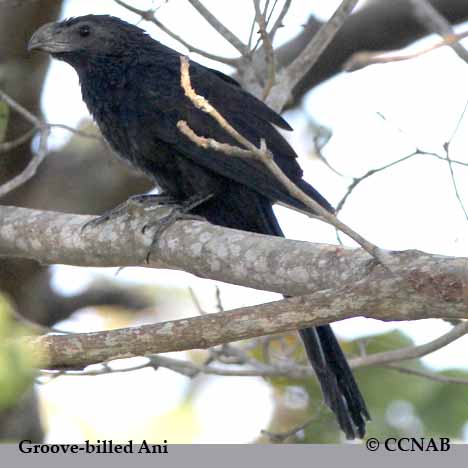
[
  {"left": 299, "top": 326, "right": 369, "bottom": 439},
  {"left": 254, "top": 189, "right": 370, "bottom": 439},
  {"left": 197, "top": 183, "right": 370, "bottom": 438}
]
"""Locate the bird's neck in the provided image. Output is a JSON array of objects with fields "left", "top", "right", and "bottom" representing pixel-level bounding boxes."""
[
  {"left": 76, "top": 56, "right": 131, "bottom": 120},
  {"left": 79, "top": 55, "right": 130, "bottom": 89}
]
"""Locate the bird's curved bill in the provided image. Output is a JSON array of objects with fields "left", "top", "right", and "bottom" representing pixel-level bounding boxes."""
[{"left": 28, "top": 22, "right": 72, "bottom": 53}]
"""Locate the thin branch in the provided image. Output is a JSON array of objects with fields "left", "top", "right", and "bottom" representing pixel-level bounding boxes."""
[
  {"left": 336, "top": 147, "right": 468, "bottom": 214},
  {"left": 0, "top": 128, "right": 35, "bottom": 154},
  {"left": 0, "top": 89, "right": 103, "bottom": 197},
  {"left": 0, "top": 126, "right": 49, "bottom": 197},
  {"left": 349, "top": 322, "right": 468, "bottom": 368},
  {"left": 447, "top": 98, "right": 468, "bottom": 144},
  {"left": 0, "top": 89, "right": 41, "bottom": 127},
  {"left": 268, "top": 0, "right": 292, "bottom": 44},
  {"left": 177, "top": 121, "right": 255, "bottom": 158},
  {"left": 188, "top": 287, "right": 207, "bottom": 315},
  {"left": 443, "top": 100, "right": 468, "bottom": 222},
  {"left": 285, "top": 0, "right": 358, "bottom": 89},
  {"left": 178, "top": 55, "right": 385, "bottom": 263},
  {"left": 253, "top": 0, "right": 276, "bottom": 99},
  {"left": 48, "top": 123, "right": 103, "bottom": 141},
  {"left": 336, "top": 151, "right": 420, "bottom": 213},
  {"left": 385, "top": 364, "right": 468, "bottom": 385},
  {"left": 247, "top": 7, "right": 257, "bottom": 51},
  {"left": 443, "top": 143, "right": 468, "bottom": 221},
  {"left": 344, "top": 28, "right": 468, "bottom": 72},
  {"left": 186, "top": 0, "right": 250, "bottom": 56},
  {"left": 113, "top": 0, "right": 237, "bottom": 65},
  {"left": 410, "top": 0, "right": 468, "bottom": 64},
  {"left": 261, "top": 409, "right": 328, "bottom": 443}
]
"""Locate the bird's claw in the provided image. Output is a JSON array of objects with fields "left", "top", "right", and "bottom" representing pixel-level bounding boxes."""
[
  {"left": 143, "top": 193, "right": 212, "bottom": 263},
  {"left": 81, "top": 193, "right": 178, "bottom": 233},
  {"left": 143, "top": 210, "right": 206, "bottom": 264}
]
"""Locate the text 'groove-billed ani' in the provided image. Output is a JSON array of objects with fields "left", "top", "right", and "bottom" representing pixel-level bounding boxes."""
[{"left": 29, "top": 15, "right": 370, "bottom": 439}]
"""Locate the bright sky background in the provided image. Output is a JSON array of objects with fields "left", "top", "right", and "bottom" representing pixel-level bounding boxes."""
[{"left": 35, "top": 0, "right": 468, "bottom": 442}]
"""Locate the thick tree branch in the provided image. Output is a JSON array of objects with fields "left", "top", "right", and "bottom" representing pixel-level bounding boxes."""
[
  {"left": 1, "top": 205, "right": 467, "bottom": 299},
  {"left": 36, "top": 321, "right": 468, "bottom": 380},
  {"left": 24, "top": 270, "right": 468, "bottom": 370},
  {"left": 2, "top": 204, "right": 467, "bottom": 371}
]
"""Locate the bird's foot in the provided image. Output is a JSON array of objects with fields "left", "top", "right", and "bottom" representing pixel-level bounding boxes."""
[
  {"left": 143, "top": 193, "right": 213, "bottom": 263},
  {"left": 81, "top": 193, "right": 178, "bottom": 233}
]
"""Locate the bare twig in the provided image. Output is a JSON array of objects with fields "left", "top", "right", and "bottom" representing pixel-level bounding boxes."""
[
  {"left": 268, "top": 0, "right": 292, "bottom": 44},
  {"left": 447, "top": 99, "right": 468, "bottom": 144},
  {"left": 443, "top": 143, "right": 468, "bottom": 221},
  {"left": 285, "top": 0, "right": 358, "bottom": 89},
  {"left": 410, "top": 0, "right": 468, "bottom": 63},
  {"left": 188, "top": 287, "right": 207, "bottom": 315},
  {"left": 253, "top": 0, "right": 276, "bottom": 99},
  {"left": 113, "top": 0, "right": 237, "bottom": 65},
  {"left": 336, "top": 146, "right": 468, "bottom": 215},
  {"left": 0, "top": 125, "right": 49, "bottom": 198},
  {"left": 336, "top": 151, "right": 420, "bottom": 213},
  {"left": 177, "top": 121, "right": 254, "bottom": 158},
  {"left": 344, "top": 29, "right": 468, "bottom": 72},
  {"left": 0, "top": 128, "right": 35, "bottom": 154},
  {"left": 385, "top": 364, "right": 468, "bottom": 385},
  {"left": 48, "top": 123, "right": 103, "bottom": 141},
  {"left": 261, "top": 408, "right": 330, "bottom": 443},
  {"left": 187, "top": 0, "right": 250, "bottom": 56},
  {"left": 0, "top": 89, "right": 103, "bottom": 197},
  {"left": 178, "top": 55, "right": 385, "bottom": 263},
  {"left": 0, "top": 89, "right": 41, "bottom": 126},
  {"left": 349, "top": 322, "right": 468, "bottom": 368},
  {"left": 443, "top": 99, "right": 468, "bottom": 221}
]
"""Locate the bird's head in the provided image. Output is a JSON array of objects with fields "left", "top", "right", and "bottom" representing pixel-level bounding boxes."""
[{"left": 28, "top": 15, "right": 149, "bottom": 66}]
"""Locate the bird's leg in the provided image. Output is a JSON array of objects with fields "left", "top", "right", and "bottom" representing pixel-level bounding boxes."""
[
  {"left": 81, "top": 193, "right": 179, "bottom": 232},
  {"left": 143, "top": 193, "right": 214, "bottom": 263}
]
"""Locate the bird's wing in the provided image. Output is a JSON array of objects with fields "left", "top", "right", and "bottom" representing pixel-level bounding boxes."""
[
  {"left": 200, "top": 66, "right": 293, "bottom": 131},
  {"left": 139, "top": 58, "right": 315, "bottom": 210}
]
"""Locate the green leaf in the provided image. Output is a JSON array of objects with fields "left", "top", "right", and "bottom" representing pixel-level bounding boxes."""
[
  {"left": 0, "top": 101, "right": 9, "bottom": 143},
  {"left": 262, "top": 330, "right": 468, "bottom": 443},
  {"left": 0, "top": 295, "right": 36, "bottom": 411}
]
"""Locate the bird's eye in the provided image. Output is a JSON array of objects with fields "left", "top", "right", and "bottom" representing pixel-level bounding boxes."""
[{"left": 78, "top": 25, "right": 90, "bottom": 37}]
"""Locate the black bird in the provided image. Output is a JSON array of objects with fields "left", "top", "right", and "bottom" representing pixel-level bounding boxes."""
[{"left": 29, "top": 15, "right": 370, "bottom": 439}]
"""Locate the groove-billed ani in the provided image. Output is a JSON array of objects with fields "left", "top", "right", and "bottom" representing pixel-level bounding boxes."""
[{"left": 29, "top": 15, "right": 369, "bottom": 439}]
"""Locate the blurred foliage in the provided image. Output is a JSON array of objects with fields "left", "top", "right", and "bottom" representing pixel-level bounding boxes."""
[
  {"left": 0, "top": 101, "right": 8, "bottom": 143},
  {"left": 258, "top": 329, "right": 468, "bottom": 443},
  {"left": 0, "top": 294, "right": 36, "bottom": 411}
]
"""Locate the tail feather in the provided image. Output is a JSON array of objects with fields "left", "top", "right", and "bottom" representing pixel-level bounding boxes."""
[
  {"left": 300, "top": 326, "right": 370, "bottom": 439},
  {"left": 283, "top": 181, "right": 370, "bottom": 438},
  {"left": 205, "top": 188, "right": 371, "bottom": 439}
]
